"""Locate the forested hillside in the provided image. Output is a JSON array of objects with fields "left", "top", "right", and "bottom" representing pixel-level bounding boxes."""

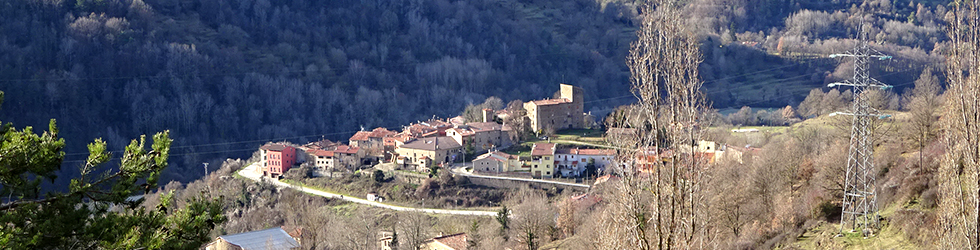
[
  {"left": 0, "top": 0, "right": 953, "bottom": 185},
  {"left": 0, "top": 0, "right": 639, "bottom": 183}
]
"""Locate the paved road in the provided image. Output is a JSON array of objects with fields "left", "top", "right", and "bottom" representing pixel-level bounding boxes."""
[
  {"left": 450, "top": 163, "right": 591, "bottom": 189},
  {"left": 238, "top": 163, "right": 498, "bottom": 216}
]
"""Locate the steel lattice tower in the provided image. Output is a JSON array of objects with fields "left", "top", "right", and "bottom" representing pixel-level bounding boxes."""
[{"left": 829, "top": 23, "right": 892, "bottom": 236}]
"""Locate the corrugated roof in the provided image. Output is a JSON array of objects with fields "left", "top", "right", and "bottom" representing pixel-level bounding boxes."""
[{"left": 218, "top": 227, "right": 300, "bottom": 250}]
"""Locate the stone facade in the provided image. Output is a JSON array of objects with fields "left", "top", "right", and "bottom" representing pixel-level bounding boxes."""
[
  {"left": 524, "top": 84, "right": 585, "bottom": 132},
  {"left": 394, "top": 136, "right": 462, "bottom": 171}
]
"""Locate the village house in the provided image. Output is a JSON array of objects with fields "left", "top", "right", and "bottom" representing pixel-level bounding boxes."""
[
  {"left": 259, "top": 143, "right": 296, "bottom": 178},
  {"left": 349, "top": 127, "right": 396, "bottom": 160},
  {"left": 524, "top": 84, "right": 585, "bottom": 132},
  {"left": 445, "top": 122, "right": 515, "bottom": 155},
  {"left": 204, "top": 227, "right": 300, "bottom": 250},
  {"left": 527, "top": 143, "right": 556, "bottom": 178},
  {"left": 555, "top": 148, "right": 616, "bottom": 177},
  {"left": 332, "top": 145, "right": 363, "bottom": 170},
  {"left": 420, "top": 233, "right": 468, "bottom": 250},
  {"left": 472, "top": 151, "right": 523, "bottom": 173},
  {"left": 404, "top": 119, "right": 453, "bottom": 138},
  {"left": 296, "top": 140, "right": 364, "bottom": 173},
  {"left": 305, "top": 149, "right": 337, "bottom": 173},
  {"left": 394, "top": 136, "right": 462, "bottom": 172}
]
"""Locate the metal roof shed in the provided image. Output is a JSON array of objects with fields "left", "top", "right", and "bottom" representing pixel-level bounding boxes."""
[{"left": 209, "top": 227, "right": 300, "bottom": 250}]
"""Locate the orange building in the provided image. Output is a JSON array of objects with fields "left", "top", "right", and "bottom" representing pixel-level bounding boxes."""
[{"left": 260, "top": 143, "right": 296, "bottom": 178}]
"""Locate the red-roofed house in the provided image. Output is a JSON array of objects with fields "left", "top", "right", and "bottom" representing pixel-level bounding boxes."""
[
  {"left": 260, "top": 143, "right": 296, "bottom": 178},
  {"left": 332, "top": 145, "right": 363, "bottom": 170},
  {"left": 349, "top": 127, "right": 396, "bottom": 159},
  {"left": 555, "top": 148, "right": 616, "bottom": 177},
  {"left": 307, "top": 149, "right": 337, "bottom": 172},
  {"left": 420, "top": 233, "right": 468, "bottom": 250}
]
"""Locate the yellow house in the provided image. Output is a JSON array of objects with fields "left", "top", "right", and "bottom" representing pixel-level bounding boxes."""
[{"left": 528, "top": 143, "right": 556, "bottom": 178}]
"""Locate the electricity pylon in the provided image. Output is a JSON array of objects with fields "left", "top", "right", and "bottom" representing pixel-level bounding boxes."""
[{"left": 828, "top": 22, "right": 892, "bottom": 237}]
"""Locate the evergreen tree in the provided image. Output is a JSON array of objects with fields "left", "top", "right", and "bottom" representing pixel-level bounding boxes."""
[{"left": 0, "top": 91, "right": 225, "bottom": 249}]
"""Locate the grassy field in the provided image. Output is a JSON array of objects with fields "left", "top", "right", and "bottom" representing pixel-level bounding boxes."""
[
  {"left": 788, "top": 219, "right": 921, "bottom": 250},
  {"left": 501, "top": 128, "right": 612, "bottom": 156}
]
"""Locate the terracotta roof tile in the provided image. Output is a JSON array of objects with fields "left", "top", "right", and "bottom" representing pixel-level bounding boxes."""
[
  {"left": 369, "top": 127, "right": 396, "bottom": 138},
  {"left": 531, "top": 143, "right": 556, "bottom": 156},
  {"left": 430, "top": 233, "right": 468, "bottom": 250},
  {"left": 309, "top": 149, "right": 334, "bottom": 157},
  {"left": 260, "top": 143, "right": 290, "bottom": 151},
  {"left": 349, "top": 131, "right": 372, "bottom": 142},
  {"left": 333, "top": 145, "right": 359, "bottom": 154},
  {"left": 530, "top": 98, "right": 572, "bottom": 106},
  {"left": 557, "top": 148, "right": 616, "bottom": 156}
]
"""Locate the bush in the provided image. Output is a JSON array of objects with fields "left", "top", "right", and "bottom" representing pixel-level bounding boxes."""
[
  {"left": 373, "top": 170, "right": 385, "bottom": 183},
  {"left": 813, "top": 200, "right": 840, "bottom": 221}
]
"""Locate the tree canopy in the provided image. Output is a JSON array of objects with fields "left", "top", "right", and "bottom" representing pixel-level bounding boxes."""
[{"left": 0, "top": 90, "right": 225, "bottom": 249}]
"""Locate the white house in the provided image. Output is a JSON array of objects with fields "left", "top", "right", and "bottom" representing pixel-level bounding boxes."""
[{"left": 554, "top": 148, "right": 616, "bottom": 177}]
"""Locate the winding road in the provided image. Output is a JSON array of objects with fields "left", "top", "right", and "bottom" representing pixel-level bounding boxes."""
[{"left": 238, "top": 163, "right": 498, "bottom": 216}]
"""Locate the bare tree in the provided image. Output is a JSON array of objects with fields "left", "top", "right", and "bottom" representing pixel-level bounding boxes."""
[
  {"left": 938, "top": 0, "right": 980, "bottom": 248},
  {"left": 711, "top": 158, "right": 751, "bottom": 244},
  {"left": 400, "top": 212, "right": 431, "bottom": 250},
  {"left": 597, "top": 0, "right": 713, "bottom": 249},
  {"left": 511, "top": 191, "right": 554, "bottom": 250},
  {"left": 901, "top": 67, "right": 943, "bottom": 168}
]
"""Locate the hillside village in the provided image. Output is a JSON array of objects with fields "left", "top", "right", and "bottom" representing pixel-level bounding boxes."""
[
  {"left": 219, "top": 83, "right": 752, "bottom": 250},
  {"left": 253, "top": 83, "right": 745, "bottom": 182}
]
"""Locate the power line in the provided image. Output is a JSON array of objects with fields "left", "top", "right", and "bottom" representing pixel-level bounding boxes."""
[
  {"left": 60, "top": 123, "right": 414, "bottom": 161},
  {"left": 584, "top": 63, "right": 809, "bottom": 105}
]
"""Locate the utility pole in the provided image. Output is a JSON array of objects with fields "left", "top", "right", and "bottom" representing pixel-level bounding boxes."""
[
  {"left": 828, "top": 19, "right": 892, "bottom": 237},
  {"left": 203, "top": 162, "right": 209, "bottom": 176}
]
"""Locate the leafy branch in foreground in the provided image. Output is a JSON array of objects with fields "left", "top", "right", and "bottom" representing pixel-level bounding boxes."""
[{"left": 0, "top": 90, "right": 225, "bottom": 249}]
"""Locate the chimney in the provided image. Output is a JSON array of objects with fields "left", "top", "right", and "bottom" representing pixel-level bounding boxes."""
[{"left": 482, "top": 108, "right": 493, "bottom": 123}]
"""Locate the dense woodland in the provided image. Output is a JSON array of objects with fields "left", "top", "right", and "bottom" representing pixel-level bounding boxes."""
[{"left": 0, "top": 0, "right": 955, "bottom": 189}]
